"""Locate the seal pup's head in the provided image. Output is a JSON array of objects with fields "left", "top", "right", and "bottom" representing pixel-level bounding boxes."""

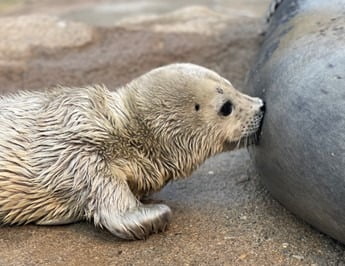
[
  {"left": 129, "top": 63, "right": 264, "bottom": 150},
  {"left": 116, "top": 63, "right": 264, "bottom": 184}
]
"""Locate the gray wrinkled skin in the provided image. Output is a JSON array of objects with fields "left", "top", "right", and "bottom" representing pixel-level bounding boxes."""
[{"left": 0, "top": 63, "right": 263, "bottom": 240}]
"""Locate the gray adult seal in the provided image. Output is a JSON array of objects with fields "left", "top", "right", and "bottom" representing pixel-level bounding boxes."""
[
  {"left": 0, "top": 63, "right": 264, "bottom": 240},
  {"left": 246, "top": 0, "right": 345, "bottom": 243}
]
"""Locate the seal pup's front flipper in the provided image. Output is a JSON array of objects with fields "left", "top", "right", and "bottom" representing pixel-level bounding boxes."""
[{"left": 88, "top": 173, "right": 171, "bottom": 240}]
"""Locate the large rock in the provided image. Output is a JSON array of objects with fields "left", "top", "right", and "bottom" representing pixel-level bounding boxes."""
[
  {"left": 0, "top": 6, "right": 262, "bottom": 94},
  {"left": 246, "top": 0, "right": 345, "bottom": 243}
]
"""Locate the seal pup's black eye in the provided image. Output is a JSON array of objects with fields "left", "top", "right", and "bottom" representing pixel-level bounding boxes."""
[
  {"left": 219, "top": 100, "right": 232, "bottom": 116},
  {"left": 195, "top": 104, "right": 200, "bottom": 111}
]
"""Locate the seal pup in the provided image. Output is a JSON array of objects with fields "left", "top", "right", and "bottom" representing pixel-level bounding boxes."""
[{"left": 0, "top": 63, "right": 264, "bottom": 240}]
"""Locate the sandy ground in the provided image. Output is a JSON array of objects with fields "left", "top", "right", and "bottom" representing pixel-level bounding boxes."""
[{"left": 0, "top": 0, "right": 344, "bottom": 265}]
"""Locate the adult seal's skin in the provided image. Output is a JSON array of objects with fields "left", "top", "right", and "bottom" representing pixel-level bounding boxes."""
[
  {"left": 0, "top": 63, "right": 264, "bottom": 240},
  {"left": 246, "top": 0, "right": 345, "bottom": 243}
]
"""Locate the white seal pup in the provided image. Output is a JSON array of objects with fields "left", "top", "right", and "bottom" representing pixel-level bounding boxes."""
[{"left": 0, "top": 63, "right": 264, "bottom": 240}]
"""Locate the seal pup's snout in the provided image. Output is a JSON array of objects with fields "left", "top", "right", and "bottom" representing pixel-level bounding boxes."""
[
  {"left": 252, "top": 97, "right": 265, "bottom": 114},
  {"left": 260, "top": 101, "right": 266, "bottom": 113},
  {"left": 239, "top": 96, "right": 265, "bottom": 142},
  {"left": 252, "top": 98, "right": 265, "bottom": 122},
  {"left": 256, "top": 100, "right": 265, "bottom": 120},
  {"left": 256, "top": 99, "right": 265, "bottom": 123}
]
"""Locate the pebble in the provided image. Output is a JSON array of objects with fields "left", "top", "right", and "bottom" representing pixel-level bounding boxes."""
[
  {"left": 224, "top": 236, "right": 237, "bottom": 240},
  {"left": 292, "top": 255, "right": 304, "bottom": 260},
  {"left": 57, "top": 21, "right": 67, "bottom": 28}
]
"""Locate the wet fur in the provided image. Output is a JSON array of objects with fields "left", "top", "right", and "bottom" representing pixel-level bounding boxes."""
[{"left": 0, "top": 63, "right": 263, "bottom": 239}]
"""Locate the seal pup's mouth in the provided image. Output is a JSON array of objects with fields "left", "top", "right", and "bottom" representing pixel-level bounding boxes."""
[
  {"left": 255, "top": 103, "right": 266, "bottom": 144},
  {"left": 255, "top": 115, "right": 265, "bottom": 144}
]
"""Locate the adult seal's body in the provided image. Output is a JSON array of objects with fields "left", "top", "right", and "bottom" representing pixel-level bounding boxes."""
[
  {"left": 246, "top": 0, "right": 345, "bottom": 243},
  {"left": 0, "top": 63, "right": 264, "bottom": 240}
]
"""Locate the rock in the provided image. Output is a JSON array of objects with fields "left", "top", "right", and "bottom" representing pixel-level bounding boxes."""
[
  {"left": 245, "top": 0, "right": 345, "bottom": 244},
  {"left": 292, "top": 255, "right": 304, "bottom": 261},
  {"left": 0, "top": 7, "right": 263, "bottom": 94},
  {"left": 0, "top": 15, "right": 93, "bottom": 60},
  {"left": 115, "top": 6, "right": 231, "bottom": 35}
]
